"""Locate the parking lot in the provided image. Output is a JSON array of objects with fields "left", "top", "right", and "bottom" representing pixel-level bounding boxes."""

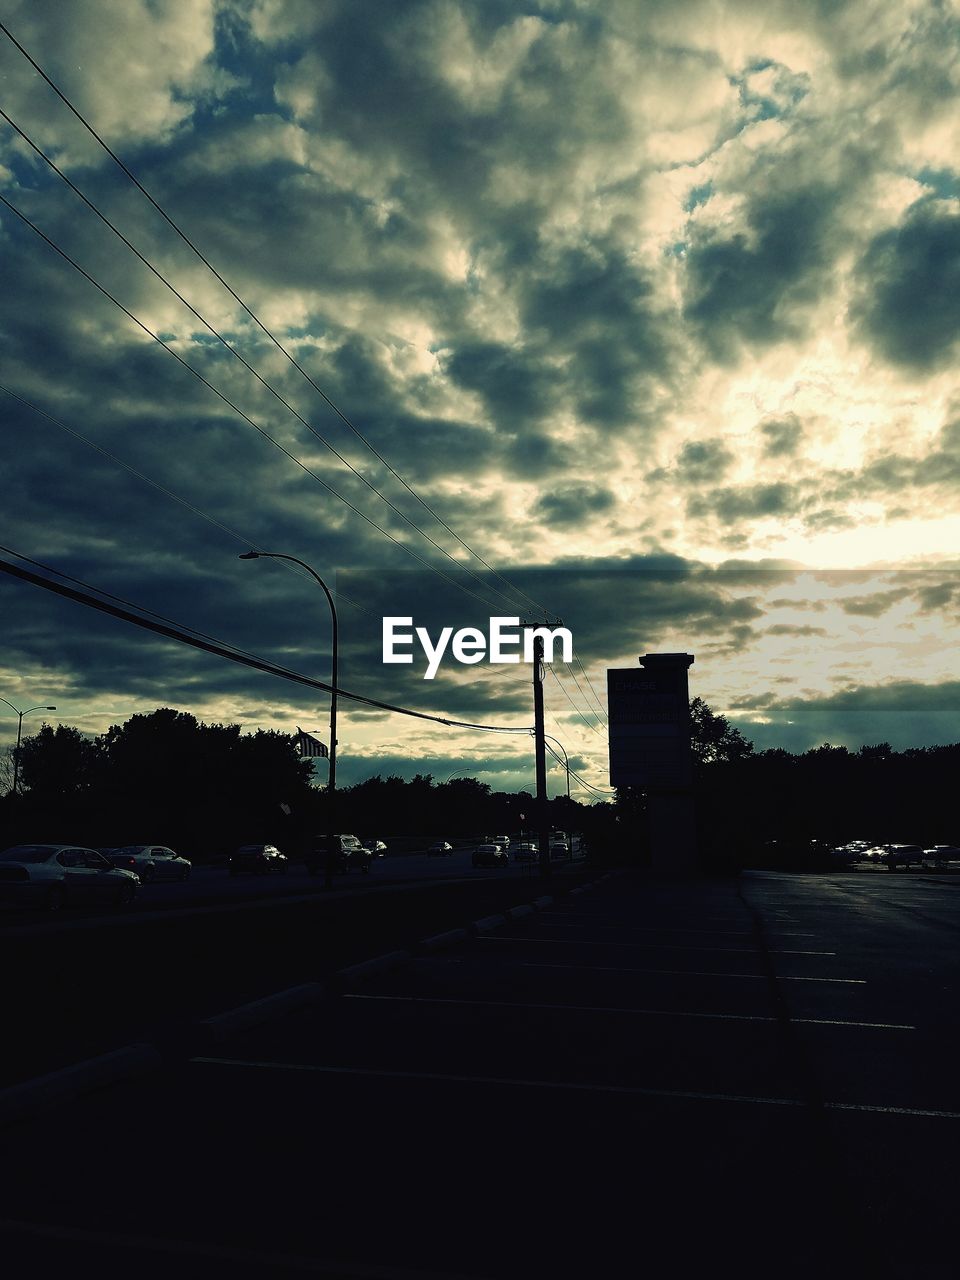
[{"left": 3, "top": 867, "right": 960, "bottom": 1277}]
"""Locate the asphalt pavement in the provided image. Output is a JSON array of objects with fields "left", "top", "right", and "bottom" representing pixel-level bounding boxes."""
[{"left": 3, "top": 868, "right": 960, "bottom": 1278}]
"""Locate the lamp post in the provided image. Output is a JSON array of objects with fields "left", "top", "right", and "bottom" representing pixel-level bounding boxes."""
[
  {"left": 0, "top": 699, "right": 57, "bottom": 796},
  {"left": 542, "top": 733, "right": 571, "bottom": 800},
  {"left": 240, "top": 551, "right": 338, "bottom": 888}
]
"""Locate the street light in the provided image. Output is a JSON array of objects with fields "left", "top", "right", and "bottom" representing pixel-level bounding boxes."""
[
  {"left": 541, "top": 732, "right": 570, "bottom": 800},
  {"left": 239, "top": 551, "right": 338, "bottom": 887},
  {"left": 0, "top": 699, "right": 57, "bottom": 796}
]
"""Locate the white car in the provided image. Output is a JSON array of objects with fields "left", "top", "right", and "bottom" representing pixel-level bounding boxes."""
[{"left": 0, "top": 844, "right": 139, "bottom": 911}]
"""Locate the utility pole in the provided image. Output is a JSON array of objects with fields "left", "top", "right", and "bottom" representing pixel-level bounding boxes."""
[{"left": 521, "top": 621, "right": 562, "bottom": 881}]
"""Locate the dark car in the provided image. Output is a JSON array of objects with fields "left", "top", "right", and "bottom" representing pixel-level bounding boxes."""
[
  {"left": 512, "top": 841, "right": 539, "bottom": 861},
  {"left": 229, "top": 844, "right": 288, "bottom": 875},
  {"left": 473, "top": 843, "right": 508, "bottom": 867},
  {"left": 923, "top": 845, "right": 960, "bottom": 867},
  {"left": 427, "top": 841, "right": 453, "bottom": 856},
  {"left": 306, "top": 834, "right": 371, "bottom": 875},
  {"left": 0, "top": 844, "right": 138, "bottom": 911},
  {"left": 886, "top": 843, "right": 925, "bottom": 870}
]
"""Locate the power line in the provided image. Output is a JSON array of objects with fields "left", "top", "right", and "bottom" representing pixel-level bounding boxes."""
[
  {"left": 1, "top": 186, "right": 604, "bottom": 733},
  {"left": 573, "top": 652, "right": 609, "bottom": 723},
  {"left": 545, "top": 665, "right": 607, "bottom": 737},
  {"left": 0, "top": 19, "right": 608, "bottom": 729},
  {"left": 0, "top": 189, "right": 505, "bottom": 615},
  {"left": 0, "top": 18, "right": 546, "bottom": 622},
  {"left": 0, "top": 548, "right": 536, "bottom": 735},
  {"left": 0, "top": 105, "right": 541, "bottom": 621},
  {"left": 543, "top": 737, "right": 614, "bottom": 799},
  {"left": 0, "top": 382, "right": 376, "bottom": 623},
  {"left": 561, "top": 657, "right": 608, "bottom": 727}
]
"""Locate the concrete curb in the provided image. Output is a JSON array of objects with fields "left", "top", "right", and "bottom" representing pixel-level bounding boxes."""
[
  {"left": 470, "top": 913, "right": 508, "bottom": 935},
  {"left": 505, "top": 904, "right": 535, "bottom": 921},
  {"left": 531, "top": 895, "right": 554, "bottom": 909},
  {"left": 418, "top": 927, "right": 469, "bottom": 953},
  {"left": 0, "top": 1043, "right": 162, "bottom": 1128},
  {"left": 196, "top": 982, "right": 326, "bottom": 1043},
  {"left": 337, "top": 950, "right": 413, "bottom": 984}
]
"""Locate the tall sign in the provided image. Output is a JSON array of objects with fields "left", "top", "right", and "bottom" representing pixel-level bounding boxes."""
[{"left": 607, "top": 653, "right": 694, "bottom": 789}]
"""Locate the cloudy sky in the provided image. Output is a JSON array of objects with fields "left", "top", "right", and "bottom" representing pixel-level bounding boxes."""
[{"left": 1, "top": 0, "right": 958, "bottom": 797}]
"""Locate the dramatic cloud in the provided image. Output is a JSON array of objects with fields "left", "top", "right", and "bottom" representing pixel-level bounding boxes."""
[
  {"left": 853, "top": 200, "right": 960, "bottom": 371},
  {"left": 2, "top": 1, "right": 959, "bottom": 793}
]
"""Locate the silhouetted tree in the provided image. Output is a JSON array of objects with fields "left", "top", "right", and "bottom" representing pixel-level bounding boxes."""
[
  {"left": 18, "top": 724, "right": 97, "bottom": 800},
  {"left": 689, "top": 697, "right": 754, "bottom": 765}
]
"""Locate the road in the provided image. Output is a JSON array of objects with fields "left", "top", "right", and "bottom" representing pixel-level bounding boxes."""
[
  {"left": 3, "top": 866, "right": 960, "bottom": 1277},
  {"left": 0, "top": 839, "right": 582, "bottom": 930}
]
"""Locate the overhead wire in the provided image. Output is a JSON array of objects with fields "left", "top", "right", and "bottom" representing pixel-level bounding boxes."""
[
  {"left": 0, "top": 19, "right": 608, "bottom": 729},
  {"left": 0, "top": 19, "right": 546, "bottom": 621},
  {"left": 0, "top": 382, "right": 377, "bottom": 623},
  {"left": 0, "top": 189, "right": 506, "bottom": 616},
  {"left": 0, "top": 548, "right": 536, "bottom": 734},
  {"left": 0, "top": 104, "right": 543, "bottom": 621},
  {"left": 542, "top": 734, "right": 613, "bottom": 799}
]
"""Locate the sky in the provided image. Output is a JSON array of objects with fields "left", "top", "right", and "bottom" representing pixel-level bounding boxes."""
[{"left": 1, "top": 0, "right": 959, "bottom": 798}]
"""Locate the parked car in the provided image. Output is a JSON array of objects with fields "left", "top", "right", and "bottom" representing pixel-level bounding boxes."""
[
  {"left": 367, "top": 840, "right": 388, "bottom": 856},
  {"left": 549, "top": 841, "right": 571, "bottom": 861},
  {"left": 886, "top": 843, "right": 925, "bottom": 870},
  {"left": 828, "top": 845, "right": 861, "bottom": 867},
  {"left": 0, "top": 844, "right": 138, "bottom": 911},
  {"left": 427, "top": 841, "right": 453, "bottom": 856},
  {"left": 512, "top": 841, "right": 539, "bottom": 861},
  {"left": 306, "top": 834, "right": 371, "bottom": 874},
  {"left": 923, "top": 845, "right": 960, "bottom": 867},
  {"left": 472, "top": 843, "right": 508, "bottom": 867},
  {"left": 229, "top": 844, "right": 288, "bottom": 875},
  {"left": 861, "top": 845, "right": 887, "bottom": 862},
  {"left": 105, "top": 845, "right": 191, "bottom": 882},
  {"left": 486, "top": 835, "right": 510, "bottom": 851}
]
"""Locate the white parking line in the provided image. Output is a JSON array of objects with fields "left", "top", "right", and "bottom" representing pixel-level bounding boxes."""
[
  {"left": 190, "top": 1058, "right": 956, "bottom": 1116},
  {"left": 341, "top": 992, "right": 913, "bottom": 1030},
  {"left": 517, "top": 961, "right": 868, "bottom": 984},
  {"left": 477, "top": 936, "right": 837, "bottom": 956},
  {"left": 533, "top": 922, "right": 817, "bottom": 937}
]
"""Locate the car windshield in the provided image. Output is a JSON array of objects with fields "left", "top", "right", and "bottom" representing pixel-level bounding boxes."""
[{"left": 0, "top": 846, "right": 56, "bottom": 863}]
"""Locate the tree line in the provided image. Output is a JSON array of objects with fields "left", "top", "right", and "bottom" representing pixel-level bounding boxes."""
[
  {"left": 2, "top": 701, "right": 955, "bottom": 869},
  {"left": 0, "top": 708, "right": 601, "bottom": 858}
]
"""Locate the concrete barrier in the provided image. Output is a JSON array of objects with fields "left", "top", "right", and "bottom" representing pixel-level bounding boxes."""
[
  {"left": 505, "top": 904, "right": 535, "bottom": 921},
  {"left": 197, "top": 982, "right": 326, "bottom": 1042},
  {"left": 0, "top": 1043, "right": 162, "bottom": 1127},
  {"left": 470, "top": 913, "right": 507, "bottom": 935},
  {"left": 337, "top": 950, "right": 413, "bottom": 983},
  {"left": 418, "top": 927, "right": 469, "bottom": 953}
]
